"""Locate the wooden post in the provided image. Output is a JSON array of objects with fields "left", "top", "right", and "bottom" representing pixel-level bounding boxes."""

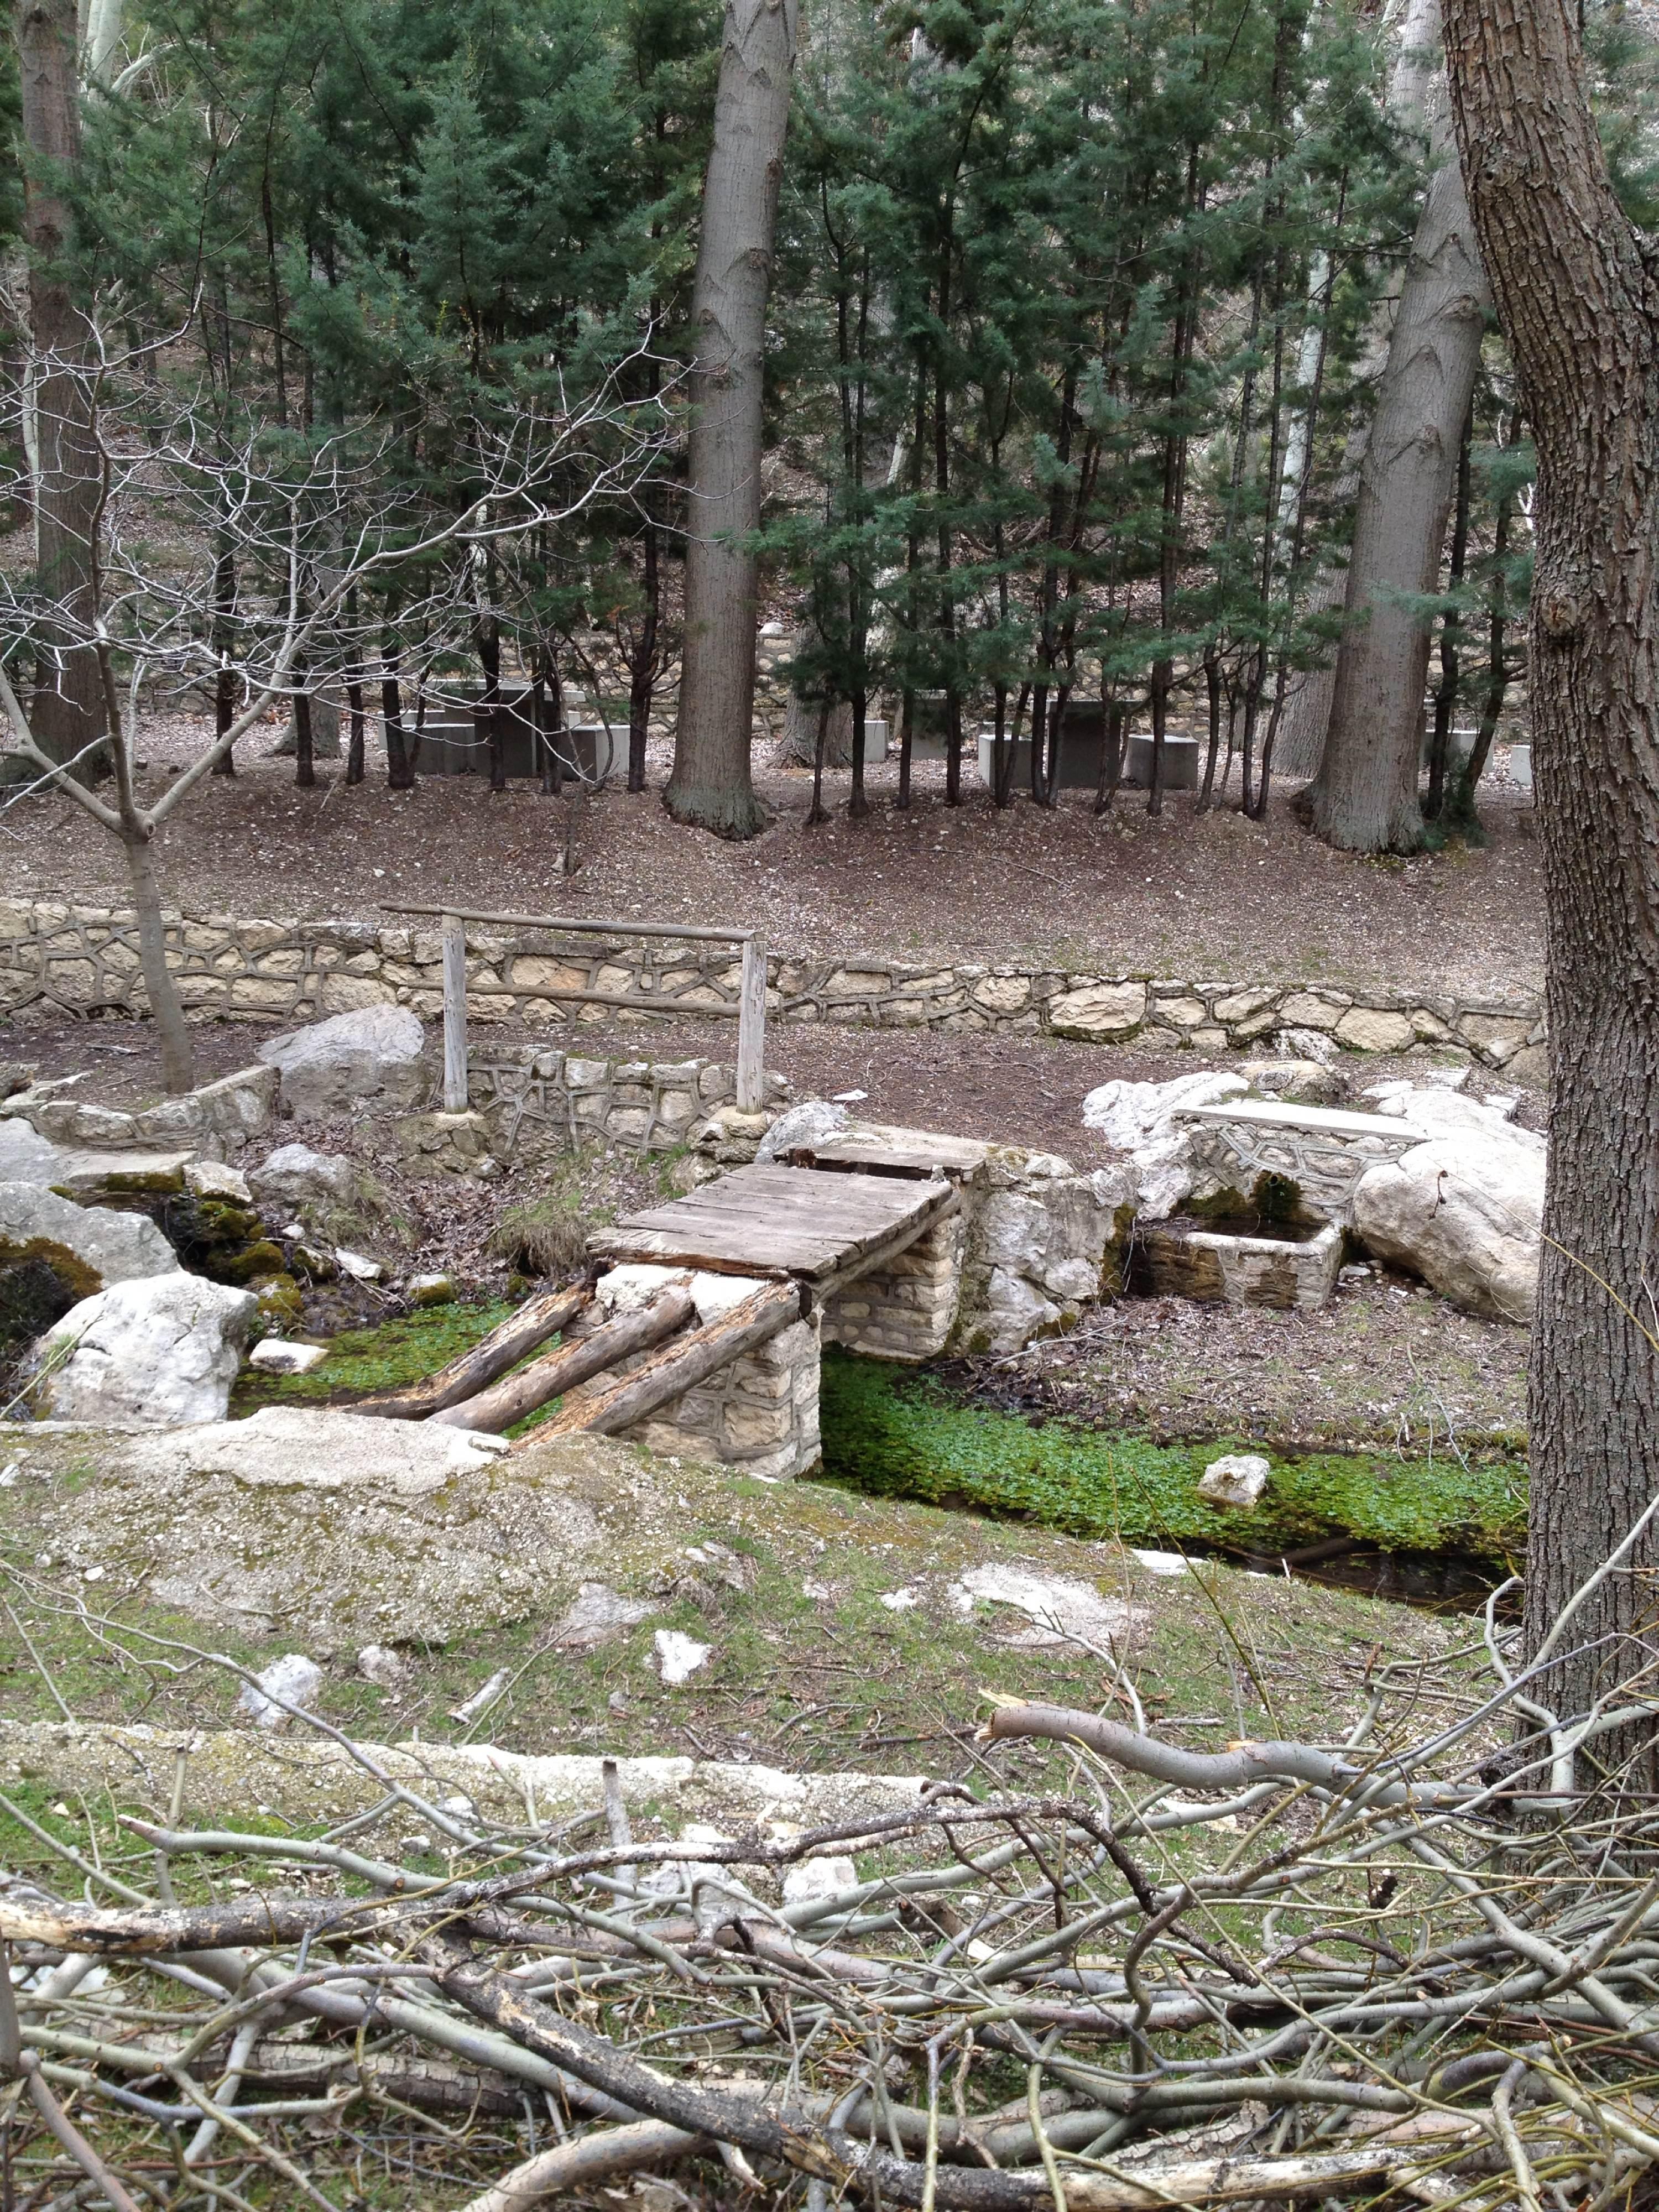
[
  {"left": 736, "top": 932, "right": 766, "bottom": 1113},
  {"left": 442, "top": 911, "right": 468, "bottom": 1113}
]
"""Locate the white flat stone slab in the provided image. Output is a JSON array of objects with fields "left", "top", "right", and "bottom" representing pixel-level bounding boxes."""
[{"left": 1175, "top": 1099, "right": 1426, "bottom": 1142}]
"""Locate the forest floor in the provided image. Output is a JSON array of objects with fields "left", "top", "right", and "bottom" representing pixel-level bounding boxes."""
[{"left": 2, "top": 706, "right": 1542, "bottom": 999}]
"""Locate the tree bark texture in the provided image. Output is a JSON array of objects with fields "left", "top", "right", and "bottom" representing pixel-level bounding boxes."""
[
  {"left": 1306, "top": 48, "right": 1490, "bottom": 852},
  {"left": 15, "top": 0, "right": 104, "bottom": 768},
  {"left": 664, "top": 0, "right": 799, "bottom": 839},
  {"left": 1441, "top": 0, "right": 1659, "bottom": 1715},
  {"left": 1282, "top": 0, "right": 1479, "bottom": 792}
]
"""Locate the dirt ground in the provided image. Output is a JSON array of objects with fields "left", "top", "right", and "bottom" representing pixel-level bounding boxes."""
[
  {"left": 3, "top": 706, "right": 1542, "bottom": 998},
  {"left": 963, "top": 1276, "right": 1528, "bottom": 1455},
  {"left": 0, "top": 1005, "right": 1543, "bottom": 1172}
]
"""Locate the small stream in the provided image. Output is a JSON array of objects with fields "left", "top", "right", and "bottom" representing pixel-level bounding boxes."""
[{"left": 817, "top": 1350, "right": 1526, "bottom": 1613}]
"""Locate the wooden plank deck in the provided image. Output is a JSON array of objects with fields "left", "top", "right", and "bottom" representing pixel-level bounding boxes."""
[
  {"left": 781, "top": 1124, "right": 989, "bottom": 1181},
  {"left": 588, "top": 1162, "right": 955, "bottom": 1283}
]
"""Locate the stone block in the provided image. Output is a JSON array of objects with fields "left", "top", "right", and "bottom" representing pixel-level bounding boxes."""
[
  {"left": 231, "top": 977, "right": 302, "bottom": 1011},
  {"left": 1047, "top": 980, "right": 1146, "bottom": 1041},
  {"left": 1459, "top": 1013, "right": 1531, "bottom": 1063},
  {"left": 319, "top": 975, "right": 397, "bottom": 1014},
  {"left": 1212, "top": 987, "right": 1277, "bottom": 1024},
  {"left": 45, "top": 958, "right": 97, "bottom": 997},
  {"left": 973, "top": 974, "right": 1031, "bottom": 1013},
  {"left": 1276, "top": 990, "right": 1348, "bottom": 1030},
  {"left": 1504, "top": 1043, "right": 1548, "bottom": 1087},
  {"left": 1333, "top": 1006, "right": 1416, "bottom": 1053}
]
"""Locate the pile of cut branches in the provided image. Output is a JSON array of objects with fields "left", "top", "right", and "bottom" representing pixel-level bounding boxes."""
[{"left": 4, "top": 1567, "right": 1659, "bottom": 2209}]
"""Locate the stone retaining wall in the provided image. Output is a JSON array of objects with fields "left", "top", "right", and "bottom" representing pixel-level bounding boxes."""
[
  {"left": 467, "top": 1045, "right": 790, "bottom": 1161},
  {"left": 821, "top": 1209, "right": 965, "bottom": 1361},
  {"left": 0, "top": 899, "right": 1546, "bottom": 1073}
]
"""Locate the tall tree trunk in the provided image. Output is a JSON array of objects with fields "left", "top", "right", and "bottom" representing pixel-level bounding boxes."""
[
  {"left": 1277, "top": 0, "right": 1467, "bottom": 784},
  {"left": 15, "top": 0, "right": 103, "bottom": 771},
  {"left": 665, "top": 0, "right": 799, "bottom": 839},
  {"left": 626, "top": 514, "right": 659, "bottom": 793},
  {"left": 1442, "top": 0, "right": 1659, "bottom": 1723},
  {"left": 382, "top": 653, "right": 413, "bottom": 791},
  {"left": 1305, "top": 4, "right": 1491, "bottom": 851}
]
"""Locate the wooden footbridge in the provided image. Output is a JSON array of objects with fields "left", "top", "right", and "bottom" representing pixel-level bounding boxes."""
[
  {"left": 588, "top": 1157, "right": 958, "bottom": 1299},
  {"left": 357, "top": 1139, "right": 976, "bottom": 1467}
]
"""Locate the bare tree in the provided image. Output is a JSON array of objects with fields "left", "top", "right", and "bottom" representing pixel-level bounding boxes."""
[
  {"left": 1441, "top": 0, "right": 1659, "bottom": 1723},
  {"left": 13, "top": 0, "right": 103, "bottom": 768},
  {"left": 664, "top": 0, "right": 800, "bottom": 839},
  {"left": 0, "top": 330, "right": 674, "bottom": 1091}
]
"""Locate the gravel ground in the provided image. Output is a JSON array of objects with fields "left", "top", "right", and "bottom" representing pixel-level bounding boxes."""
[
  {"left": 1, "top": 706, "right": 1542, "bottom": 998},
  {"left": 953, "top": 1277, "right": 1529, "bottom": 1454}
]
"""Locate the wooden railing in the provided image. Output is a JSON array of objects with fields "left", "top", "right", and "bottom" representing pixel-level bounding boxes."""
[{"left": 380, "top": 904, "right": 768, "bottom": 1117}]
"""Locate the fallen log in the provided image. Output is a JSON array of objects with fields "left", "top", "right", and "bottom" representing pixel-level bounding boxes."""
[
  {"left": 352, "top": 1283, "right": 592, "bottom": 1418},
  {"left": 431, "top": 1286, "right": 695, "bottom": 1434},
  {"left": 529, "top": 1281, "right": 801, "bottom": 1442}
]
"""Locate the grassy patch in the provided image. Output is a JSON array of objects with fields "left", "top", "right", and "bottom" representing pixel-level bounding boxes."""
[
  {"left": 229, "top": 1297, "right": 514, "bottom": 1411},
  {"left": 820, "top": 1349, "right": 1527, "bottom": 1571},
  {"left": 0, "top": 1431, "right": 1477, "bottom": 1812}
]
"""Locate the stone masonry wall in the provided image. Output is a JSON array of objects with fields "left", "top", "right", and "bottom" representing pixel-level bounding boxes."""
[
  {"left": 820, "top": 1209, "right": 965, "bottom": 1361},
  {"left": 0, "top": 899, "right": 1546, "bottom": 1074},
  {"left": 467, "top": 1044, "right": 789, "bottom": 1162},
  {"left": 620, "top": 1316, "right": 822, "bottom": 1483}
]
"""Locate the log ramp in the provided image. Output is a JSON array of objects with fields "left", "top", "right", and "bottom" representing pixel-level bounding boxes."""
[{"left": 351, "top": 1145, "right": 978, "bottom": 1476}]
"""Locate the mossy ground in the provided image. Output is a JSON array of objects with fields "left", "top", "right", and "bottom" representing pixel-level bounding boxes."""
[
  {"left": 230, "top": 1296, "right": 515, "bottom": 1411},
  {"left": 819, "top": 1348, "right": 1527, "bottom": 1575}
]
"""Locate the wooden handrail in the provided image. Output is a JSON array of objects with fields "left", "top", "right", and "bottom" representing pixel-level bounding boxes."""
[
  {"left": 380, "top": 902, "right": 752, "bottom": 945},
  {"left": 392, "top": 902, "right": 768, "bottom": 1118}
]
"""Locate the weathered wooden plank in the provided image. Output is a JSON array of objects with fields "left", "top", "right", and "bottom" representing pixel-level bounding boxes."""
[
  {"left": 531, "top": 1282, "right": 801, "bottom": 1443},
  {"left": 442, "top": 912, "right": 468, "bottom": 1112},
  {"left": 794, "top": 1127, "right": 989, "bottom": 1178},
  {"left": 431, "top": 1286, "right": 695, "bottom": 1433},
  {"left": 588, "top": 1165, "right": 950, "bottom": 1281},
  {"left": 735, "top": 932, "right": 768, "bottom": 1113}
]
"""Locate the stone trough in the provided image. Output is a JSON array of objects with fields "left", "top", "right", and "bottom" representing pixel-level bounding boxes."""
[{"left": 1146, "top": 1098, "right": 1430, "bottom": 1314}]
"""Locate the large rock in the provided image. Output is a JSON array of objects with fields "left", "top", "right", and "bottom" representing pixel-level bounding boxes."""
[
  {"left": 1352, "top": 1088, "right": 1545, "bottom": 1321},
  {"left": 258, "top": 1005, "right": 430, "bottom": 1123},
  {"left": 0, "top": 1182, "right": 174, "bottom": 1296},
  {"left": 1081, "top": 1070, "right": 1249, "bottom": 1220},
  {"left": 12, "top": 1414, "right": 716, "bottom": 1650},
  {"left": 32, "top": 1272, "right": 259, "bottom": 1425},
  {"left": 248, "top": 1144, "right": 358, "bottom": 1211},
  {"left": 756, "top": 1099, "right": 849, "bottom": 1162}
]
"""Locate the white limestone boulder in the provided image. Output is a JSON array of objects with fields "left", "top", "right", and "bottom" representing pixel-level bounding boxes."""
[
  {"left": 248, "top": 1143, "right": 358, "bottom": 1211},
  {"left": 1081, "top": 1070, "right": 1249, "bottom": 1220},
  {"left": 0, "top": 1181, "right": 175, "bottom": 1296},
  {"left": 1352, "top": 1088, "right": 1545, "bottom": 1321},
  {"left": 32, "top": 1272, "right": 259, "bottom": 1425},
  {"left": 258, "top": 1004, "right": 430, "bottom": 1123},
  {"left": 757, "top": 1099, "right": 849, "bottom": 1161}
]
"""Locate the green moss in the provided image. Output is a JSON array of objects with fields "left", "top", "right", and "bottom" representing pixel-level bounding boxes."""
[
  {"left": 818, "top": 1349, "right": 1527, "bottom": 1571},
  {"left": 232, "top": 1297, "right": 514, "bottom": 1411},
  {"left": 0, "top": 1243, "right": 96, "bottom": 1352}
]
